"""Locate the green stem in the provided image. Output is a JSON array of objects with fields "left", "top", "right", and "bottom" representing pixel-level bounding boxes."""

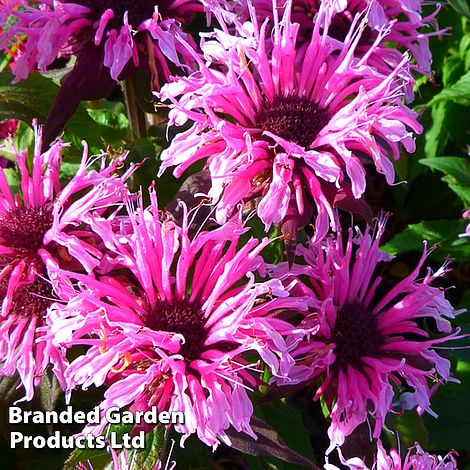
[{"left": 123, "top": 78, "right": 147, "bottom": 140}]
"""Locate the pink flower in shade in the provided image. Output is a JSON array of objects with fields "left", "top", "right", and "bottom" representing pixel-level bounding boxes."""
[
  {"left": 459, "top": 209, "right": 470, "bottom": 238},
  {"left": 0, "top": 119, "right": 18, "bottom": 167},
  {"left": 0, "top": 123, "right": 134, "bottom": 400},
  {"left": 1, "top": 0, "right": 200, "bottom": 82},
  {"left": 234, "top": 0, "right": 444, "bottom": 77},
  {"left": 0, "top": 0, "right": 202, "bottom": 145},
  {"left": 76, "top": 449, "right": 174, "bottom": 470},
  {"left": 325, "top": 439, "right": 457, "bottom": 470},
  {"left": 0, "top": 119, "right": 17, "bottom": 140},
  {"left": 158, "top": 1, "right": 421, "bottom": 245},
  {"left": 272, "top": 216, "right": 461, "bottom": 451},
  {"left": 44, "top": 189, "right": 306, "bottom": 448}
]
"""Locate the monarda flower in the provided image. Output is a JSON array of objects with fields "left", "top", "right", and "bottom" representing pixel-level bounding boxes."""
[
  {"left": 0, "top": 0, "right": 202, "bottom": 145},
  {"left": 158, "top": 1, "right": 421, "bottom": 245},
  {"left": 273, "top": 217, "right": 461, "bottom": 451},
  {"left": 45, "top": 190, "right": 305, "bottom": 448},
  {"left": 0, "top": 118, "right": 18, "bottom": 167},
  {"left": 234, "top": 0, "right": 444, "bottom": 77},
  {"left": 0, "top": 124, "right": 133, "bottom": 400},
  {"left": 460, "top": 209, "right": 470, "bottom": 238},
  {"left": 325, "top": 439, "right": 457, "bottom": 470}
]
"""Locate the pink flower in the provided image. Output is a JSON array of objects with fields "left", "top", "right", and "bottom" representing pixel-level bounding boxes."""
[
  {"left": 459, "top": 209, "right": 470, "bottom": 238},
  {"left": 44, "top": 189, "right": 305, "bottom": 448},
  {"left": 273, "top": 216, "right": 461, "bottom": 451},
  {"left": 234, "top": 0, "right": 444, "bottom": 76},
  {"left": 158, "top": 1, "right": 421, "bottom": 243},
  {"left": 0, "top": 0, "right": 202, "bottom": 145},
  {"left": 1, "top": 0, "right": 200, "bottom": 83},
  {"left": 0, "top": 123, "right": 134, "bottom": 400},
  {"left": 0, "top": 119, "right": 18, "bottom": 167},
  {"left": 325, "top": 439, "right": 457, "bottom": 470},
  {"left": 0, "top": 119, "right": 17, "bottom": 140}
]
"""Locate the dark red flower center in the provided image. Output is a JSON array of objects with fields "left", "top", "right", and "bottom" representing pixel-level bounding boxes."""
[
  {"left": 0, "top": 205, "right": 53, "bottom": 254},
  {"left": 0, "top": 277, "right": 54, "bottom": 319},
  {"left": 146, "top": 299, "right": 208, "bottom": 361},
  {"left": 256, "top": 95, "right": 329, "bottom": 148},
  {"left": 332, "top": 303, "right": 381, "bottom": 367},
  {"left": 75, "top": 0, "right": 159, "bottom": 26}
]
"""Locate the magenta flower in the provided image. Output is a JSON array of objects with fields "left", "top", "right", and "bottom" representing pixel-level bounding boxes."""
[
  {"left": 0, "top": 118, "right": 18, "bottom": 167},
  {"left": 45, "top": 190, "right": 305, "bottom": 448},
  {"left": 0, "top": 119, "right": 17, "bottom": 140},
  {"left": 158, "top": 1, "right": 421, "bottom": 243},
  {"left": 460, "top": 209, "right": 470, "bottom": 238},
  {"left": 273, "top": 216, "right": 461, "bottom": 451},
  {"left": 0, "top": 123, "right": 133, "bottom": 400},
  {"left": 0, "top": 0, "right": 202, "bottom": 145},
  {"left": 325, "top": 439, "right": 457, "bottom": 470},
  {"left": 234, "top": 0, "right": 444, "bottom": 76}
]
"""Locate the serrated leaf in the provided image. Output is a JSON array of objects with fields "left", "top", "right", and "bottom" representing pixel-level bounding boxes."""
[
  {"left": 442, "top": 54, "right": 464, "bottom": 87},
  {"left": 65, "top": 447, "right": 112, "bottom": 469},
  {"left": 257, "top": 402, "right": 316, "bottom": 463},
  {"left": 0, "top": 375, "right": 22, "bottom": 405},
  {"left": 424, "top": 103, "right": 448, "bottom": 159},
  {"left": 425, "top": 355, "right": 470, "bottom": 450},
  {"left": 448, "top": 0, "right": 470, "bottom": 20},
  {"left": 64, "top": 423, "right": 133, "bottom": 469},
  {"left": 129, "top": 425, "right": 165, "bottom": 470},
  {"left": 392, "top": 411, "right": 428, "bottom": 448},
  {"left": 446, "top": 180, "right": 470, "bottom": 205},
  {"left": 428, "top": 71, "right": 470, "bottom": 106},
  {"left": 88, "top": 107, "right": 130, "bottom": 142},
  {"left": 381, "top": 219, "right": 470, "bottom": 260},
  {"left": 226, "top": 416, "right": 319, "bottom": 469},
  {"left": 13, "top": 121, "right": 34, "bottom": 154},
  {"left": 420, "top": 157, "right": 470, "bottom": 186},
  {"left": 2, "top": 167, "right": 19, "bottom": 195},
  {"left": 0, "top": 71, "right": 107, "bottom": 151},
  {"left": 35, "top": 368, "right": 62, "bottom": 412},
  {"left": 59, "top": 162, "right": 82, "bottom": 187}
]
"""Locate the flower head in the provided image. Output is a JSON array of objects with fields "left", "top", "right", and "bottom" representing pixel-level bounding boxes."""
[
  {"left": 234, "top": 0, "right": 444, "bottom": 76},
  {"left": 0, "top": 0, "right": 202, "bottom": 144},
  {"left": 0, "top": 123, "right": 133, "bottom": 400},
  {"left": 459, "top": 209, "right": 470, "bottom": 238},
  {"left": 273, "top": 216, "right": 461, "bottom": 451},
  {"left": 1, "top": 0, "right": 200, "bottom": 82},
  {"left": 46, "top": 190, "right": 305, "bottom": 448},
  {"left": 159, "top": 1, "right": 421, "bottom": 243},
  {"left": 325, "top": 439, "right": 458, "bottom": 470}
]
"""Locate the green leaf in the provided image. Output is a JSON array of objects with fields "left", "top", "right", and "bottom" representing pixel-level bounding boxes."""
[
  {"left": 35, "top": 368, "right": 62, "bottom": 412},
  {"left": 59, "top": 162, "right": 82, "bottom": 187},
  {"left": 88, "top": 107, "right": 130, "bottom": 141},
  {"left": 13, "top": 121, "right": 35, "bottom": 155},
  {"left": 0, "top": 71, "right": 107, "bottom": 151},
  {"left": 420, "top": 157, "right": 470, "bottom": 186},
  {"left": 425, "top": 355, "right": 470, "bottom": 450},
  {"left": 129, "top": 425, "right": 165, "bottom": 470},
  {"left": 2, "top": 167, "right": 19, "bottom": 195},
  {"left": 65, "top": 447, "right": 112, "bottom": 469},
  {"left": 382, "top": 219, "right": 470, "bottom": 260},
  {"left": 428, "top": 71, "right": 470, "bottom": 106},
  {"left": 256, "top": 402, "right": 316, "bottom": 463},
  {"left": 389, "top": 411, "right": 428, "bottom": 448},
  {"left": 448, "top": 0, "right": 470, "bottom": 20},
  {"left": 65, "top": 423, "right": 133, "bottom": 469},
  {"left": 424, "top": 103, "right": 449, "bottom": 159},
  {"left": 227, "top": 414, "right": 318, "bottom": 469},
  {"left": 442, "top": 54, "right": 465, "bottom": 88},
  {"left": 444, "top": 178, "right": 470, "bottom": 206}
]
